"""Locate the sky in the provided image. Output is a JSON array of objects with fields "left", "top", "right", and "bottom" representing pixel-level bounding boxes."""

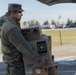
[{"left": 0, "top": 0, "right": 76, "bottom": 24}]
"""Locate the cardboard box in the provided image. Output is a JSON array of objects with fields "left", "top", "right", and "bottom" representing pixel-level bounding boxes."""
[
  {"left": 23, "top": 36, "right": 52, "bottom": 67},
  {"left": 32, "top": 64, "right": 58, "bottom": 75},
  {"left": 21, "top": 26, "right": 42, "bottom": 41},
  {"left": 47, "top": 64, "right": 58, "bottom": 75}
]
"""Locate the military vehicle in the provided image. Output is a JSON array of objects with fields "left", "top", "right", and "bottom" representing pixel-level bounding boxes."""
[{"left": 37, "top": 0, "right": 76, "bottom": 6}]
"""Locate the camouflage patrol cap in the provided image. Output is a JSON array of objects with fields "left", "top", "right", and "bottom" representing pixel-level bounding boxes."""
[{"left": 8, "top": 3, "right": 24, "bottom": 12}]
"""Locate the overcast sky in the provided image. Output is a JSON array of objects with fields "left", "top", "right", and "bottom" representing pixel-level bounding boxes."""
[{"left": 0, "top": 0, "right": 76, "bottom": 24}]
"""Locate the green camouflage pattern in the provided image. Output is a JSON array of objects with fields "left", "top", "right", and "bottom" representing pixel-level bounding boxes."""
[
  {"left": 6, "top": 60, "right": 25, "bottom": 75},
  {"left": 1, "top": 16, "right": 42, "bottom": 75},
  {"left": 1, "top": 16, "right": 41, "bottom": 63},
  {"left": 0, "top": 12, "right": 9, "bottom": 26}
]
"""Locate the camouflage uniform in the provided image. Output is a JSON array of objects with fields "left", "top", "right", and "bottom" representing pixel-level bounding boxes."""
[
  {"left": 1, "top": 17, "right": 41, "bottom": 75},
  {"left": 6, "top": 60, "right": 25, "bottom": 75},
  {"left": 0, "top": 12, "right": 9, "bottom": 26},
  {"left": 1, "top": 4, "right": 41, "bottom": 75}
]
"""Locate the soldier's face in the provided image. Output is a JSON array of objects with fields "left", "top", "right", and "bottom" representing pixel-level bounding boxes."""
[{"left": 12, "top": 11, "right": 23, "bottom": 21}]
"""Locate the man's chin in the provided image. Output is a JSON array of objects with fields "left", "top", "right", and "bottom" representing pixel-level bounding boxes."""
[{"left": 17, "top": 19, "right": 21, "bottom": 21}]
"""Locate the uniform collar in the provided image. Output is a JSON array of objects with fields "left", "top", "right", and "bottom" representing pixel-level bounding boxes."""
[{"left": 6, "top": 16, "right": 20, "bottom": 28}]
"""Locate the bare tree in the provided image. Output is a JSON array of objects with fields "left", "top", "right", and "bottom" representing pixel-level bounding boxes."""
[{"left": 43, "top": 20, "right": 49, "bottom": 25}]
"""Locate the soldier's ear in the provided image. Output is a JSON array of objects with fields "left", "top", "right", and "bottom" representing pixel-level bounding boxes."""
[
  {"left": 11, "top": 11, "right": 16, "bottom": 15},
  {"left": 10, "top": 12, "right": 15, "bottom": 17}
]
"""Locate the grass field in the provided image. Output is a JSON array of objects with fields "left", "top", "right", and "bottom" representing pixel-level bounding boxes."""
[
  {"left": 42, "top": 28, "right": 76, "bottom": 46},
  {"left": 0, "top": 28, "right": 76, "bottom": 48}
]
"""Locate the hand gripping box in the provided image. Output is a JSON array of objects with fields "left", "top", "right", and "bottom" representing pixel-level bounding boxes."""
[
  {"left": 21, "top": 26, "right": 42, "bottom": 41},
  {"left": 32, "top": 64, "right": 58, "bottom": 75},
  {"left": 47, "top": 64, "right": 58, "bottom": 75},
  {"left": 23, "top": 35, "right": 52, "bottom": 67}
]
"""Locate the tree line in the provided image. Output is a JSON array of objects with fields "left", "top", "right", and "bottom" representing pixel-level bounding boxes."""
[{"left": 23, "top": 18, "right": 76, "bottom": 28}]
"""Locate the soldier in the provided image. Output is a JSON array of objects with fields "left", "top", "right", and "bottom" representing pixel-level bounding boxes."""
[
  {"left": 0, "top": 12, "right": 9, "bottom": 26},
  {"left": 1, "top": 3, "right": 47, "bottom": 75}
]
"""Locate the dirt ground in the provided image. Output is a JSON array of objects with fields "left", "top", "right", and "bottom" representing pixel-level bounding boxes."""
[
  {"left": 0, "top": 44, "right": 76, "bottom": 61},
  {"left": 52, "top": 44, "right": 76, "bottom": 60}
]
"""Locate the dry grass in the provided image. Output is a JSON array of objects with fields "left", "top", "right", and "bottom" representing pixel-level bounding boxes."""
[{"left": 42, "top": 29, "right": 76, "bottom": 46}]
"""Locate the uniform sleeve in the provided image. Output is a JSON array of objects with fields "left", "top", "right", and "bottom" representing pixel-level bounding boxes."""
[
  {"left": 0, "top": 12, "right": 8, "bottom": 26},
  {"left": 0, "top": 16, "right": 4, "bottom": 26},
  {"left": 7, "top": 27, "right": 41, "bottom": 62}
]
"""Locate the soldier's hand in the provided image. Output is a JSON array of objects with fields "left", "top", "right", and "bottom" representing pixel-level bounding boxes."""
[{"left": 39, "top": 56, "right": 48, "bottom": 67}]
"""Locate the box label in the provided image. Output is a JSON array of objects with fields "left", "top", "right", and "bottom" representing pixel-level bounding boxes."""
[{"left": 37, "top": 41, "right": 47, "bottom": 54}]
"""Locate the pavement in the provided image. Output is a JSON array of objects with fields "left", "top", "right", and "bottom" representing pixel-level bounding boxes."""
[
  {"left": 0, "top": 60, "right": 76, "bottom": 75},
  {"left": 56, "top": 60, "right": 76, "bottom": 75},
  {"left": 0, "top": 44, "right": 76, "bottom": 75}
]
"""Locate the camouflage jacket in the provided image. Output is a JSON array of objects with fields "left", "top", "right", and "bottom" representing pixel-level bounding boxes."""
[
  {"left": 1, "top": 17, "right": 41, "bottom": 63},
  {"left": 0, "top": 12, "right": 9, "bottom": 26}
]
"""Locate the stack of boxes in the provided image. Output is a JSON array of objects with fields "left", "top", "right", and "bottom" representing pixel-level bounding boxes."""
[{"left": 21, "top": 26, "right": 58, "bottom": 75}]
